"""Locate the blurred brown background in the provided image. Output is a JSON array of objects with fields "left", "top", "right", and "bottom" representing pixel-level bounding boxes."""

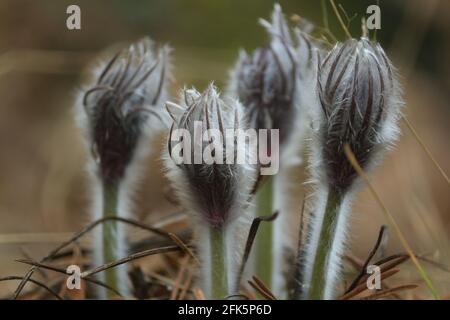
[{"left": 0, "top": 0, "right": 448, "bottom": 298}]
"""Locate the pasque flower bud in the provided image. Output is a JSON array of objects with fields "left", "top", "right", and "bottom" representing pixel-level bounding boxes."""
[
  {"left": 165, "top": 84, "right": 255, "bottom": 228},
  {"left": 81, "top": 37, "right": 170, "bottom": 186},
  {"left": 314, "top": 37, "right": 402, "bottom": 193},
  {"left": 228, "top": 4, "right": 321, "bottom": 297},
  {"left": 228, "top": 4, "right": 298, "bottom": 147},
  {"left": 75, "top": 37, "right": 171, "bottom": 298},
  {"left": 164, "top": 84, "right": 256, "bottom": 299},
  {"left": 300, "top": 37, "right": 403, "bottom": 300}
]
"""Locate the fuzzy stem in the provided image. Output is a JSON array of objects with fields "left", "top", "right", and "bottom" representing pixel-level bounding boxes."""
[
  {"left": 255, "top": 176, "right": 274, "bottom": 289},
  {"left": 102, "top": 183, "right": 120, "bottom": 299},
  {"left": 307, "top": 189, "right": 343, "bottom": 300},
  {"left": 209, "top": 227, "right": 228, "bottom": 299}
]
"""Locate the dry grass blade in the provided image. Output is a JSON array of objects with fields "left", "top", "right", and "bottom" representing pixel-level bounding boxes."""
[
  {"left": 344, "top": 254, "right": 365, "bottom": 270},
  {"left": 171, "top": 255, "right": 190, "bottom": 300},
  {"left": 16, "top": 246, "right": 183, "bottom": 291},
  {"left": 242, "top": 284, "right": 257, "bottom": 300},
  {"left": 19, "top": 248, "right": 47, "bottom": 279},
  {"left": 16, "top": 259, "right": 70, "bottom": 274},
  {"left": 402, "top": 116, "right": 450, "bottom": 186},
  {"left": 235, "top": 211, "right": 279, "bottom": 289},
  {"left": 147, "top": 272, "right": 177, "bottom": 289},
  {"left": 168, "top": 232, "right": 199, "bottom": 265},
  {"left": 193, "top": 288, "right": 205, "bottom": 300},
  {"left": 378, "top": 283, "right": 403, "bottom": 300},
  {"left": 373, "top": 253, "right": 408, "bottom": 267},
  {"left": 82, "top": 245, "right": 181, "bottom": 277},
  {"left": 0, "top": 276, "right": 63, "bottom": 300},
  {"left": 346, "top": 225, "right": 388, "bottom": 293},
  {"left": 329, "top": 0, "right": 352, "bottom": 38},
  {"left": 417, "top": 256, "right": 450, "bottom": 273},
  {"left": 344, "top": 144, "right": 440, "bottom": 299},
  {"left": 178, "top": 267, "right": 194, "bottom": 300},
  {"left": 247, "top": 280, "right": 275, "bottom": 300},
  {"left": 12, "top": 216, "right": 171, "bottom": 299},
  {"left": 360, "top": 284, "right": 418, "bottom": 300},
  {"left": 344, "top": 253, "right": 411, "bottom": 299},
  {"left": 14, "top": 259, "right": 122, "bottom": 297},
  {"left": 130, "top": 229, "right": 192, "bottom": 254},
  {"left": 340, "top": 269, "right": 400, "bottom": 300},
  {"left": 252, "top": 276, "right": 277, "bottom": 300},
  {"left": 378, "top": 255, "right": 410, "bottom": 275}
]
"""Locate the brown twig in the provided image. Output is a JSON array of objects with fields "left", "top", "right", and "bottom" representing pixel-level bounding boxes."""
[
  {"left": 16, "top": 245, "right": 183, "bottom": 296},
  {"left": 14, "top": 259, "right": 122, "bottom": 297},
  {"left": 12, "top": 216, "right": 172, "bottom": 299},
  {"left": 82, "top": 245, "right": 182, "bottom": 278},
  {"left": 168, "top": 233, "right": 199, "bottom": 265},
  {"left": 346, "top": 225, "right": 388, "bottom": 293},
  {"left": 0, "top": 276, "right": 63, "bottom": 300}
]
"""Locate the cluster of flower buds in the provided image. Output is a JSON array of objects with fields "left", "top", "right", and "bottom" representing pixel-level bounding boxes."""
[{"left": 71, "top": 3, "right": 404, "bottom": 301}]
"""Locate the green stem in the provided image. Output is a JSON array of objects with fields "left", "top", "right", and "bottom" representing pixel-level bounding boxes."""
[
  {"left": 102, "top": 183, "right": 119, "bottom": 298},
  {"left": 307, "top": 189, "right": 343, "bottom": 300},
  {"left": 209, "top": 227, "right": 228, "bottom": 299},
  {"left": 255, "top": 176, "right": 274, "bottom": 289}
]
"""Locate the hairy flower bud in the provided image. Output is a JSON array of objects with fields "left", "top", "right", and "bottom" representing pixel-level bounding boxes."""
[
  {"left": 299, "top": 38, "right": 403, "bottom": 299},
  {"left": 164, "top": 84, "right": 255, "bottom": 228},
  {"left": 228, "top": 5, "right": 323, "bottom": 297},
  {"left": 80, "top": 37, "right": 170, "bottom": 186},
  {"left": 314, "top": 37, "right": 402, "bottom": 193},
  {"left": 228, "top": 4, "right": 298, "bottom": 147}
]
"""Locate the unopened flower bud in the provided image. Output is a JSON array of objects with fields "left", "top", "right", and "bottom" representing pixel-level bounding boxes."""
[
  {"left": 164, "top": 84, "right": 255, "bottom": 228},
  {"left": 315, "top": 37, "right": 402, "bottom": 193},
  {"left": 228, "top": 4, "right": 297, "bottom": 147},
  {"left": 80, "top": 37, "right": 171, "bottom": 186}
]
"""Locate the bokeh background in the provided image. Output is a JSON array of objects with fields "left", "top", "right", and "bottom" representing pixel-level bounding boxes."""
[{"left": 0, "top": 0, "right": 448, "bottom": 298}]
